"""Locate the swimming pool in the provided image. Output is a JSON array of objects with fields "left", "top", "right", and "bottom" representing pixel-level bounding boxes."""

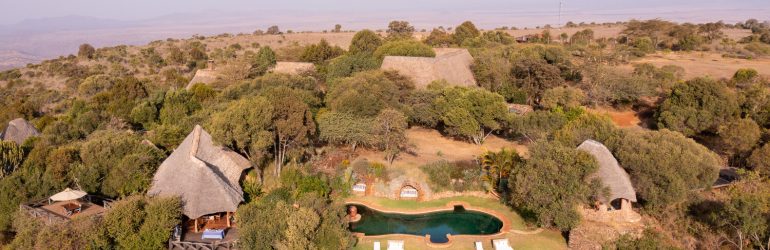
[{"left": 348, "top": 204, "right": 503, "bottom": 243}]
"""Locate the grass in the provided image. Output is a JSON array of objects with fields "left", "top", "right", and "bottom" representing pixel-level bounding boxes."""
[{"left": 346, "top": 196, "right": 568, "bottom": 249}]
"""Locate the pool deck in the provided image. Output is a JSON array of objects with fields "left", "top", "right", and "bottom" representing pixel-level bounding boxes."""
[{"left": 346, "top": 197, "right": 550, "bottom": 249}]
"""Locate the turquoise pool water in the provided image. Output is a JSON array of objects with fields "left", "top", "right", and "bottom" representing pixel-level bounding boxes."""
[{"left": 348, "top": 204, "right": 503, "bottom": 243}]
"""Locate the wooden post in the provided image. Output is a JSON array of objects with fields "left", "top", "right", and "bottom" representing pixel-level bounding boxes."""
[
  {"left": 194, "top": 218, "right": 199, "bottom": 233},
  {"left": 226, "top": 212, "right": 231, "bottom": 227}
]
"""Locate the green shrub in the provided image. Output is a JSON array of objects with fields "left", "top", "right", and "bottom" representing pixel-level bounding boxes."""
[{"left": 373, "top": 40, "right": 435, "bottom": 60}]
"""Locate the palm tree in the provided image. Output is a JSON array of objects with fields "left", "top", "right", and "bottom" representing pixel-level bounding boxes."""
[{"left": 480, "top": 148, "right": 524, "bottom": 192}]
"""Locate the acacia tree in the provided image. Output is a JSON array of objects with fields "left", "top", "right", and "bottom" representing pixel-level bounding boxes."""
[
  {"left": 511, "top": 58, "right": 564, "bottom": 105},
  {"left": 300, "top": 39, "right": 344, "bottom": 64},
  {"left": 317, "top": 111, "right": 372, "bottom": 151},
  {"left": 264, "top": 87, "right": 316, "bottom": 177},
  {"left": 78, "top": 43, "right": 96, "bottom": 59},
  {"left": 386, "top": 20, "right": 415, "bottom": 40},
  {"left": 210, "top": 97, "right": 274, "bottom": 180},
  {"left": 372, "top": 109, "right": 408, "bottom": 164}
]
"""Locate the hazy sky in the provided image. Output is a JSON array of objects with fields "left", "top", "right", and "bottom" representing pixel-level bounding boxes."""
[{"left": 1, "top": 0, "right": 768, "bottom": 25}]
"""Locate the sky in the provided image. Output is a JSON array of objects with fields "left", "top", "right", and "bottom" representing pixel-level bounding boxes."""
[{"left": 1, "top": 0, "right": 769, "bottom": 26}]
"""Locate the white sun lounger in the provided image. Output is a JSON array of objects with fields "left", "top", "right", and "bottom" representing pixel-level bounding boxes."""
[
  {"left": 387, "top": 240, "right": 404, "bottom": 250},
  {"left": 493, "top": 238, "right": 513, "bottom": 250},
  {"left": 475, "top": 241, "right": 484, "bottom": 250},
  {"left": 374, "top": 241, "right": 381, "bottom": 250}
]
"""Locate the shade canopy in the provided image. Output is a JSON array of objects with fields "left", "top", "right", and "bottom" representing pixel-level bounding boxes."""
[{"left": 50, "top": 188, "right": 87, "bottom": 201}]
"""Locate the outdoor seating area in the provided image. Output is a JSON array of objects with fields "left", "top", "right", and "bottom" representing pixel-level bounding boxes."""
[
  {"left": 20, "top": 188, "right": 111, "bottom": 224},
  {"left": 492, "top": 238, "right": 514, "bottom": 250}
]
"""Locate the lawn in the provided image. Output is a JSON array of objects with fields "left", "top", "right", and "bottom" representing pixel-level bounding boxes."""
[{"left": 346, "top": 196, "right": 568, "bottom": 249}]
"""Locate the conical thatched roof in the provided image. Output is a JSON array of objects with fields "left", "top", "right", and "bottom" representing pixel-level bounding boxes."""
[
  {"left": 148, "top": 125, "right": 251, "bottom": 218},
  {"left": 577, "top": 139, "right": 637, "bottom": 203},
  {"left": 0, "top": 118, "right": 40, "bottom": 145},
  {"left": 270, "top": 62, "right": 315, "bottom": 75},
  {"left": 185, "top": 69, "right": 219, "bottom": 90},
  {"left": 381, "top": 48, "right": 477, "bottom": 89}
]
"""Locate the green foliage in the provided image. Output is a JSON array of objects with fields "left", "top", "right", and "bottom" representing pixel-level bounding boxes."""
[
  {"left": 420, "top": 160, "right": 484, "bottom": 192},
  {"left": 103, "top": 195, "right": 182, "bottom": 249},
  {"left": 326, "top": 70, "right": 413, "bottom": 117},
  {"left": 657, "top": 78, "right": 739, "bottom": 136},
  {"left": 424, "top": 28, "right": 453, "bottom": 47},
  {"left": 373, "top": 40, "right": 435, "bottom": 59},
  {"left": 386, "top": 20, "right": 415, "bottom": 40},
  {"left": 508, "top": 142, "right": 599, "bottom": 230},
  {"left": 569, "top": 29, "right": 594, "bottom": 45},
  {"left": 716, "top": 118, "right": 760, "bottom": 157},
  {"left": 250, "top": 46, "right": 277, "bottom": 77},
  {"left": 300, "top": 39, "right": 344, "bottom": 64},
  {"left": 480, "top": 149, "right": 525, "bottom": 192},
  {"left": 0, "top": 141, "right": 23, "bottom": 178},
  {"left": 631, "top": 37, "right": 655, "bottom": 56},
  {"left": 748, "top": 143, "right": 770, "bottom": 176},
  {"left": 317, "top": 111, "right": 372, "bottom": 150},
  {"left": 732, "top": 68, "right": 759, "bottom": 84},
  {"left": 453, "top": 21, "right": 481, "bottom": 45},
  {"left": 511, "top": 58, "right": 564, "bottom": 105},
  {"left": 433, "top": 86, "right": 508, "bottom": 144},
  {"left": 553, "top": 113, "right": 619, "bottom": 147},
  {"left": 541, "top": 86, "right": 586, "bottom": 110},
  {"left": 349, "top": 29, "right": 383, "bottom": 55},
  {"left": 324, "top": 53, "right": 380, "bottom": 81},
  {"left": 612, "top": 229, "right": 677, "bottom": 250},
  {"left": 263, "top": 87, "right": 316, "bottom": 176},
  {"left": 210, "top": 96, "right": 274, "bottom": 167},
  {"left": 702, "top": 173, "right": 770, "bottom": 249},
  {"left": 612, "top": 129, "right": 720, "bottom": 211},
  {"left": 372, "top": 108, "right": 408, "bottom": 164},
  {"left": 510, "top": 110, "right": 569, "bottom": 141}
]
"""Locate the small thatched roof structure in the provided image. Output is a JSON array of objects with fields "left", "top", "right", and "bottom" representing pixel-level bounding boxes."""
[
  {"left": 185, "top": 69, "right": 219, "bottom": 90},
  {"left": 271, "top": 62, "right": 315, "bottom": 75},
  {"left": 507, "top": 103, "right": 534, "bottom": 115},
  {"left": 577, "top": 139, "right": 637, "bottom": 203},
  {"left": 381, "top": 48, "right": 477, "bottom": 89},
  {"left": 148, "top": 125, "right": 251, "bottom": 218},
  {"left": 1, "top": 118, "right": 40, "bottom": 145}
]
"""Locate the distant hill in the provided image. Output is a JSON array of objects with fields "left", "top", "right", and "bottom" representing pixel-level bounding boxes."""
[{"left": 0, "top": 50, "right": 40, "bottom": 70}]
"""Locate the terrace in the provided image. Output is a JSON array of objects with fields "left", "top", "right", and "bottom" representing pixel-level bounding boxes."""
[{"left": 20, "top": 191, "right": 113, "bottom": 225}]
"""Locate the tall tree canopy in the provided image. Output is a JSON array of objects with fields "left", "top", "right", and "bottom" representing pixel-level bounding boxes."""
[{"left": 657, "top": 77, "right": 739, "bottom": 136}]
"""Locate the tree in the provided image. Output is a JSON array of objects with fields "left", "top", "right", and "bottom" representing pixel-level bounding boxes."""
[
  {"left": 511, "top": 58, "right": 564, "bottom": 105},
  {"left": 326, "top": 70, "right": 413, "bottom": 117},
  {"left": 0, "top": 141, "right": 23, "bottom": 178},
  {"left": 508, "top": 142, "right": 599, "bottom": 230},
  {"left": 386, "top": 20, "right": 415, "bottom": 40},
  {"left": 716, "top": 118, "right": 761, "bottom": 158},
  {"left": 264, "top": 87, "right": 316, "bottom": 177},
  {"left": 103, "top": 195, "right": 145, "bottom": 248},
  {"left": 433, "top": 87, "right": 508, "bottom": 144},
  {"left": 424, "top": 28, "right": 453, "bottom": 47},
  {"left": 267, "top": 25, "right": 281, "bottom": 35},
  {"left": 453, "top": 21, "right": 481, "bottom": 45},
  {"left": 657, "top": 78, "right": 739, "bottom": 136},
  {"left": 333, "top": 24, "right": 342, "bottom": 33},
  {"left": 325, "top": 53, "right": 380, "bottom": 81},
  {"left": 210, "top": 97, "right": 274, "bottom": 179},
  {"left": 78, "top": 43, "right": 96, "bottom": 59},
  {"left": 480, "top": 148, "right": 525, "bottom": 192},
  {"left": 138, "top": 196, "right": 182, "bottom": 249},
  {"left": 612, "top": 129, "right": 720, "bottom": 211},
  {"left": 372, "top": 109, "right": 408, "bottom": 164},
  {"left": 349, "top": 29, "right": 382, "bottom": 55},
  {"left": 250, "top": 46, "right": 277, "bottom": 77},
  {"left": 276, "top": 207, "right": 321, "bottom": 250},
  {"left": 748, "top": 144, "right": 770, "bottom": 176},
  {"left": 710, "top": 173, "right": 770, "bottom": 250},
  {"left": 300, "top": 39, "right": 344, "bottom": 64},
  {"left": 373, "top": 40, "right": 435, "bottom": 59},
  {"left": 317, "top": 111, "right": 372, "bottom": 151}
]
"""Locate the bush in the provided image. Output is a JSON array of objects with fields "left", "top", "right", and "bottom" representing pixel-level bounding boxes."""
[
  {"left": 420, "top": 160, "right": 484, "bottom": 192},
  {"left": 656, "top": 77, "right": 739, "bottom": 136}
]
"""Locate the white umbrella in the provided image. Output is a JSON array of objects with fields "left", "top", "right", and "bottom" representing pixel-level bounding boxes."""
[{"left": 50, "top": 188, "right": 87, "bottom": 201}]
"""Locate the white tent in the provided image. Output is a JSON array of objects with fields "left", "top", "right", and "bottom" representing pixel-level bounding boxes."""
[{"left": 50, "top": 188, "right": 87, "bottom": 201}]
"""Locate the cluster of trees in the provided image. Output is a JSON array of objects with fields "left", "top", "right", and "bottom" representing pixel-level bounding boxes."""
[
  {"left": 6, "top": 195, "right": 181, "bottom": 249},
  {"left": 621, "top": 19, "right": 726, "bottom": 52}
]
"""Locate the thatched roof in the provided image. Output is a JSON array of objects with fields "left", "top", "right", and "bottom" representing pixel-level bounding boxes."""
[
  {"left": 148, "top": 125, "right": 251, "bottom": 218},
  {"left": 577, "top": 139, "right": 637, "bottom": 203},
  {"left": 507, "top": 104, "right": 534, "bottom": 115},
  {"left": 381, "top": 48, "right": 477, "bottom": 89},
  {"left": 185, "top": 69, "right": 219, "bottom": 90},
  {"left": 271, "top": 62, "right": 315, "bottom": 75},
  {"left": 0, "top": 118, "right": 40, "bottom": 145}
]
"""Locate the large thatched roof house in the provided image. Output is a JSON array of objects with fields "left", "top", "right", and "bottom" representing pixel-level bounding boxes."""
[
  {"left": 1, "top": 118, "right": 40, "bottom": 145},
  {"left": 577, "top": 140, "right": 637, "bottom": 207},
  {"left": 185, "top": 69, "right": 220, "bottom": 90},
  {"left": 381, "top": 48, "right": 477, "bottom": 89},
  {"left": 148, "top": 125, "right": 251, "bottom": 219},
  {"left": 270, "top": 62, "right": 315, "bottom": 75}
]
